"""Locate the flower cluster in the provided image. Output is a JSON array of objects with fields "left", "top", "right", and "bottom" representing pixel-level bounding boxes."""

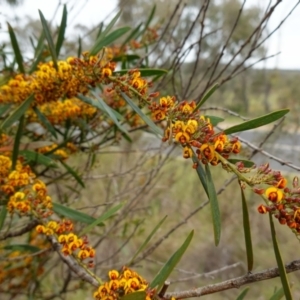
[
  {"left": 36, "top": 220, "right": 95, "bottom": 265},
  {"left": 27, "top": 97, "right": 97, "bottom": 126},
  {"left": 7, "top": 179, "right": 53, "bottom": 217},
  {"left": 36, "top": 143, "right": 74, "bottom": 160},
  {"left": 0, "top": 142, "right": 52, "bottom": 217},
  {"left": 109, "top": 70, "right": 152, "bottom": 106},
  {"left": 256, "top": 174, "right": 300, "bottom": 236},
  {"left": 0, "top": 230, "right": 49, "bottom": 293},
  {"left": 93, "top": 267, "right": 155, "bottom": 300},
  {"left": 0, "top": 52, "right": 116, "bottom": 106},
  {"left": 149, "top": 98, "right": 241, "bottom": 163}
]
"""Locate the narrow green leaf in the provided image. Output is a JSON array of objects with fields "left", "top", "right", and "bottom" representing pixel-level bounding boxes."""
[
  {"left": 121, "top": 291, "right": 146, "bottom": 300},
  {"left": 141, "top": 5, "right": 156, "bottom": 35},
  {"left": 269, "top": 213, "right": 292, "bottom": 300},
  {"left": 53, "top": 202, "right": 103, "bottom": 225},
  {"left": 0, "top": 104, "right": 11, "bottom": 117},
  {"left": 78, "top": 94, "right": 124, "bottom": 122},
  {"left": 121, "top": 23, "right": 143, "bottom": 47},
  {"left": 91, "top": 91, "right": 129, "bottom": 135},
  {"left": 205, "top": 115, "right": 224, "bottom": 126},
  {"left": 236, "top": 288, "right": 250, "bottom": 300},
  {"left": 0, "top": 206, "right": 7, "bottom": 231},
  {"left": 3, "top": 244, "right": 40, "bottom": 253},
  {"left": 114, "top": 68, "right": 167, "bottom": 77},
  {"left": 96, "top": 11, "right": 122, "bottom": 41},
  {"left": 38, "top": 10, "right": 58, "bottom": 70},
  {"left": 240, "top": 181, "right": 253, "bottom": 272},
  {"left": 192, "top": 154, "right": 208, "bottom": 196},
  {"left": 227, "top": 159, "right": 255, "bottom": 168},
  {"left": 149, "top": 230, "right": 194, "bottom": 290},
  {"left": 11, "top": 115, "right": 24, "bottom": 170},
  {"left": 113, "top": 54, "right": 140, "bottom": 62},
  {"left": 96, "top": 22, "right": 104, "bottom": 39},
  {"left": 77, "top": 36, "right": 82, "bottom": 58},
  {"left": 90, "top": 26, "right": 131, "bottom": 56},
  {"left": 34, "top": 31, "right": 45, "bottom": 57},
  {"left": 29, "top": 43, "right": 45, "bottom": 74},
  {"left": 55, "top": 4, "right": 67, "bottom": 57},
  {"left": 269, "top": 287, "right": 284, "bottom": 300},
  {"left": 205, "top": 164, "right": 221, "bottom": 246},
  {"left": 1, "top": 94, "right": 34, "bottom": 130},
  {"left": 129, "top": 215, "right": 167, "bottom": 265},
  {"left": 20, "top": 150, "right": 57, "bottom": 167},
  {"left": 224, "top": 109, "right": 289, "bottom": 135},
  {"left": 33, "top": 106, "right": 58, "bottom": 138},
  {"left": 7, "top": 22, "right": 24, "bottom": 73},
  {"left": 60, "top": 160, "right": 85, "bottom": 188},
  {"left": 195, "top": 83, "right": 219, "bottom": 111},
  {"left": 121, "top": 92, "right": 163, "bottom": 136},
  {"left": 79, "top": 203, "right": 124, "bottom": 236}
]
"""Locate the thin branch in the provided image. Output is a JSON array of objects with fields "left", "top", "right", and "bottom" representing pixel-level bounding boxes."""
[
  {"left": 0, "top": 219, "right": 40, "bottom": 241},
  {"left": 47, "top": 235, "right": 100, "bottom": 287},
  {"left": 165, "top": 258, "right": 300, "bottom": 299}
]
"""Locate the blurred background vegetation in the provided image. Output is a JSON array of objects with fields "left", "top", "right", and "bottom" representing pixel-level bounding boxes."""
[{"left": 1, "top": 0, "right": 300, "bottom": 299}]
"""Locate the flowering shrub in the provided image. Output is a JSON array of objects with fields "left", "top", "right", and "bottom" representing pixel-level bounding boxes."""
[{"left": 0, "top": 5, "right": 298, "bottom": 300}]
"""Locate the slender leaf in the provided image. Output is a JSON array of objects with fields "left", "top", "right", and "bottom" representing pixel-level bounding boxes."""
[
  {"left": 236, "top": 288, "right": 250, "bottom": 300},
  {"left": 192, "top": 154, "right": 208, "bottom": 196},
  {"left": 205, "top": 115, "right": 224, "bottom": 126},
  {"left": 227, "top": 159, "right": 255, "bottom": 168},
  {"left": 90, "top": 26, "right": 131, "bottom": 56},
  {"left": 95, "top": 11, "right": 122, "bottom": 42},
  {"left": 0, "top": 206, "right": 7, "bottom": 231},
  {"left": 34, "top": 31, "right": 45, "bottom": 57},
  {"left": 60, "top": 160, "right": 85, "bottom": 188},
  {"left": 0, "top": 104, "right": 11, "bottom": 117},
  {"left": 224, "top": 109, "right": 289, "bottom": 135},
  {"left": 29, "top": 43, "right": 45, "bottom": 73},
  {"left": 20, "top": 150, "right": 57, "bottom": 167},
  {"left": 195, "top": 83, "right": 219, "bottom": 111},
  {"left": 96, "top": 22, "right": 104, "bottom": 39},
  {"left": 141, "top": 5, "right": 156, "bottom": 35},
  {"left": 149, "top": 230, "right": 194, "bottom": 290},
  {"left": 121, "top": 291, "right": 147, "bottom": 300},
  {"left": 53, "top": 202, "right": 103, "bottom": 225},
  {"left": 121, "top": 92, "right": 163, "bottom": 136},
  {"left": 1, "top": 94, "right": 34, "bottom": 130},
  {"left": 205, "top": 164, "right": 221, "bottom": 246},
  {"left": 78, "top": 94, "right": 123, "bottom": 121},
  {"left": 3, "top": 244, "right": 40, "bottom": 253},
  {"left": 113, "top": 54, "right": 140, "bottom": 62},
  {"left": 33, "top": 106, "right": 58, "bottom": 138},
  {"left": 129, "top": 215, "right": 167, "bottom": 265},
  {"left": 240, "top": 181, "right": 253, "bottom": 271},
  {"left": 38, "top": 10, "right": 58, "bottom": 69},
  {"left": 11, "top": 115, "right": 24, "bottom": 170},
  {"left": 91, "top": 91, "right": 129, "bottom": 135},
  {"left": 269, "top": 213, "right": 292, "bottom": 300},
  {"left": 269, "top": 287, "right": 284, "bottom": 300},
  {"left": 114, "top": 68, "right": 167, "bottom": 77},
  {"left": 121, "top": 23, "right": 143, "bottom": 47},
  {"left": 79, "top": 203, "right": 124, "bottom": 236},
  {"left": 55, "top": 4, "right": 67, "bottom": 56},
  {"left": 7, "top": 22, "right": 24, "bottom": 73},
  {"left": 77, "top": 36, "right": 82, "bottom": 58}
]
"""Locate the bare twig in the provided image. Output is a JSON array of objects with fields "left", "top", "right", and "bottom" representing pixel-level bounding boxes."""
[{"left": 165, "top": 258, "right": 300, "bottom": 299}]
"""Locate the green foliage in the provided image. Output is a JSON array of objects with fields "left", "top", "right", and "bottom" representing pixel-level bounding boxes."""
[{"left": 150, "top": 230, "right": 194, "bottom": 290}]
